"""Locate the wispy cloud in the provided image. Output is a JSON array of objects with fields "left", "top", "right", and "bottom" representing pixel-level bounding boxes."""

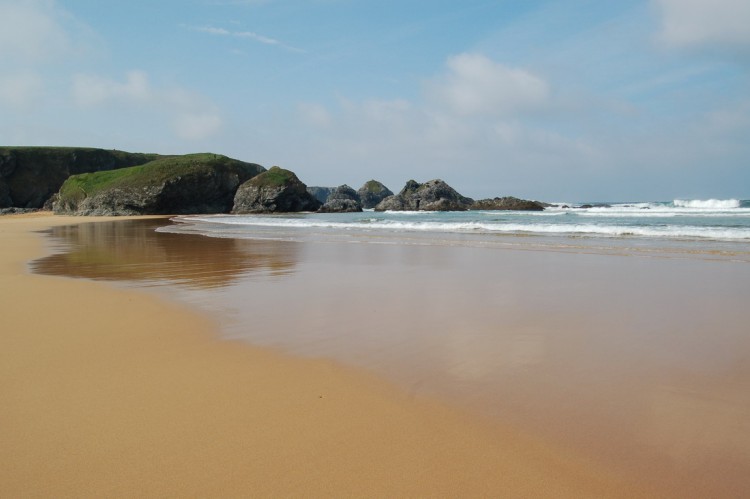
[{"left": 186, "top": 24, "right": 305, "bottom": 53}]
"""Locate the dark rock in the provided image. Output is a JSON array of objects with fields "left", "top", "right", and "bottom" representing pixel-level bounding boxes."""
[
  {"left": 357, "top": 180, "right": 393, "bottom": 209},
  {"left": 0, "top": 207, "right": 40, "bottom": 215},
  {"left": 0, "top": 147, "right": 159, "bottom": 208},
  {"left": 374, "top": 179, "right": 473, "bottom": 212},
  {"left": 319, "top": 185, "right": 362, "bottom": 213},
  {"left": 307, "top": 186, "right": 334, "bottom": 204},
  {"left": 232, "top": 166, "right": 321, "bottom": 213},
  {"left": 42, "top": 194, "right": 57, "bottom": 211},
  {"left": 54, "top": 153, "right": 264, "bottom": 216},
  {"left": 470, "top": 197, "right": 545, "bottom": 211},
  {"left": 577, "top": 203, "right": 611, "bottom": 209},
  {"left": 0, "top": 177, "right": 11, "bottom": 207}
]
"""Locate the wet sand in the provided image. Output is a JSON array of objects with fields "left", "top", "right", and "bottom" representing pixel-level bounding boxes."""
[
  {"left": 1, "top": 213, "right": 641, "bottom": 497},
  {"left": 27, "top": 216, "right": 750, "bottom": 497}
]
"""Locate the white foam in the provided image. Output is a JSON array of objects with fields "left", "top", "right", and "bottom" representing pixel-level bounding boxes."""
[
  {"left": 674, "top": 199, "right": 741, "bottom": 209},
  {"left": 168, "top": 216, "right": 750, "bottom": 241}
]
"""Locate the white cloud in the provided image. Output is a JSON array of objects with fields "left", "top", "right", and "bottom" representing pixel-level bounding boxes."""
[
  {"left": 426, "top": 53, "right": 549, "bottom": 117},
  {"left": 0, "top": 0, "right": 98, "bottom": 63},
  {"left": 655, "top": 0, "right": 750, "bottom": 49},
  {"left": 0, "top": 0, "right": 70, "bottom": 61},
  {"left": 72, "top": 70, "right": 150, "bottom": 107},
  {"left": 0, "top": 72, "right": 43, "bottom": 108},
  {"left": 71, "top": 70, "right": 222, "bottom": 140},
  {"left": 284, "top": 54, "right": 600, "bottom": 198}
]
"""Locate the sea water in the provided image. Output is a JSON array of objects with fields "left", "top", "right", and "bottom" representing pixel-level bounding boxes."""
[{"left": 159, "top": 198, "right": 750, "bottom": 261}]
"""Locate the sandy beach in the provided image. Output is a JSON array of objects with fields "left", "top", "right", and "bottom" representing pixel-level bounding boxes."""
[{"left": 0, "top": 213, "right": 646, "bottom": 497}]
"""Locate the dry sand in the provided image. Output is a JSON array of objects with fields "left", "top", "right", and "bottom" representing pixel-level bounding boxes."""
[{"left": 0, "top": 213, "right": 644, "bottom": 497}]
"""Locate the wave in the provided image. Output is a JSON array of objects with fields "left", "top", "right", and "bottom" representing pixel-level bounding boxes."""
[
  {"left": 170, "top": 216, "right": 750, "bottom": 242},
  {"left": 673, "top": 199, "right": 741, "bottom": 209}
]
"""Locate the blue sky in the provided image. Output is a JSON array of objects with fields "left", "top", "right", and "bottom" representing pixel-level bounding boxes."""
[{"left": 1, "top": 0, "right": 748, "bottom": 201}]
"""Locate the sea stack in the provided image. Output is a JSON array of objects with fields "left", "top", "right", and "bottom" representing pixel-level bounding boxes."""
[{"left": 232, "top": 166, "right": 321, "bottom": 213}]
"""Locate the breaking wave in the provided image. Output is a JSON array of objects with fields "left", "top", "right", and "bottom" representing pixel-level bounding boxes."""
[{"left": 673, "top": 199, "right": 741, "bottom": 209}]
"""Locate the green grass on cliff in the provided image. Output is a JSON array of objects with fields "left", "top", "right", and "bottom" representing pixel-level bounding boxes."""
[
  {"left": 58, "top": 153, "right": 262, "bottom": 202},
  {"left": 363, "top": 180, "right": 387, "bottom": 193},
  {"left": 249, "top": 166, "right": 296, "bottom": 188}
]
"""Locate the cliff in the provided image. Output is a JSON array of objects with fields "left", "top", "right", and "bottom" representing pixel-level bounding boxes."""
[
  {"left": 0, "top": 147, "right": 159, "bottom": 208},
  {"left": 54, "top": 153, "right": 264, "bottom": 215}
]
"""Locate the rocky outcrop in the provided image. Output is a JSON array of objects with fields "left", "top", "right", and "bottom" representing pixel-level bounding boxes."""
[
  {"left": 357, "top": 180, "right": 393, "bottom": 209},
  {"left": 470, "top": 197, "right": 545, "bottom": 211},
  {"left": 0, "top": 147, "right": 159, "bottom": 208},
  {"left": 54, "top": 153, "right": 264, "bottom": 215},
  {"left": 232, "top": 166, "right": 321, "bottom": 213},
  {"left": 319, "top": 185, "right": 362, "bottom": 213},
  {"left": 307, "top": 186, "right": 334, "bottom": 204},
  {"left": 374, "top": 179, "right": 474, "bottom": 211}
]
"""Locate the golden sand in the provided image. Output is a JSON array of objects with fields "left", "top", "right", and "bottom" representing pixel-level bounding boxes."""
[{"left": 0, "top": 213, "right": 647, "bottom": 497}]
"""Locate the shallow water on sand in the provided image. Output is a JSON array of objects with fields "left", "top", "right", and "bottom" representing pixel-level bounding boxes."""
[{"left": 33, "top": 218, "right": 750, "bottom": 497}]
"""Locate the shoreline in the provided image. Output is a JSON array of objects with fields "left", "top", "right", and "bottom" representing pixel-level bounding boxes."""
[{"left": 0, "top": 213, "right": 641, "bottom": 497}]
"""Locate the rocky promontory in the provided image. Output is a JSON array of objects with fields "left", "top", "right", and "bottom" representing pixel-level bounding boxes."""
[
  {"left": 1, "top": 147, "right": 159, "bottom": 209},
  {"left": 54, "top": 153, "right": 264, "bottom": 215},
  {"left": 375, "top": 179, "right": 474, "bottom": 211},
  {"left": 232, "top": 166, "right": 321, "bottom": 213},
  {"left": 319, "top": 185, "right": 363, "bottom": 213}
]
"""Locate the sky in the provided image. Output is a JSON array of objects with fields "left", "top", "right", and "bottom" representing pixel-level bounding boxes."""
[{"left": 1, "top": 0, "right": 749, "bottom": 201}]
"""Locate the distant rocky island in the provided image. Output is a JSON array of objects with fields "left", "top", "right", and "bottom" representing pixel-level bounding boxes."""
[{"left": 0, "top": 146, "right": 546, "bottom": 215}]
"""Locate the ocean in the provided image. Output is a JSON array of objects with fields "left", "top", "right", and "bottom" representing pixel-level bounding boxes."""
[{"left": 159, "top": 198, "right": 750, "bottom": 261}]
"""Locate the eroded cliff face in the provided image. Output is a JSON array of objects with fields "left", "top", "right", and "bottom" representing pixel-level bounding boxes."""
[{"left": 0, "top": 147, "right": 159, "bottom": 208}]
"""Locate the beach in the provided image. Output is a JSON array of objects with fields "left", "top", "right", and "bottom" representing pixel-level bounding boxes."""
[
  {"left": 0, "top": 213, "right": 641, "bottom": 497},
  {"left": 3, "top": 213, "right": 750, "bottom": 497}
]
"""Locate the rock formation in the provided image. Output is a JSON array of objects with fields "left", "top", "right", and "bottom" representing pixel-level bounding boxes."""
[
  {"left": 357, "top": 180, "right": 393, "bottom": 209},
  {"left": 319, "top": 185, "right": 363, "bottom": 213},
  {"left": 470, "top": 197, "right": 545, "bottom": 211},
  {"left": 374, "top": 179, "right": 474, "bottom": 211},
  {"left": 307, "top": 186, "right": 334, "bottom": 204},
  {"left": 232, "top": 166, "right": 321, "bottom": 213},
  {"left": 0, "top": 147, "right": 158, "bottom": 208},
  {"left": 54, "top": 153, "right": 264, "bottom": 215}
]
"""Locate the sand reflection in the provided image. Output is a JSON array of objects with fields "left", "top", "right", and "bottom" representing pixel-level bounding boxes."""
[
  {"left": 203, "top": 241, "right": 750, "bottom": 497},
  {"left": 31, "top": 219, "right": 299, "bottom": 289},
  {"left": 31, "top": 220, "right": 750, "bottom": 496}
]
